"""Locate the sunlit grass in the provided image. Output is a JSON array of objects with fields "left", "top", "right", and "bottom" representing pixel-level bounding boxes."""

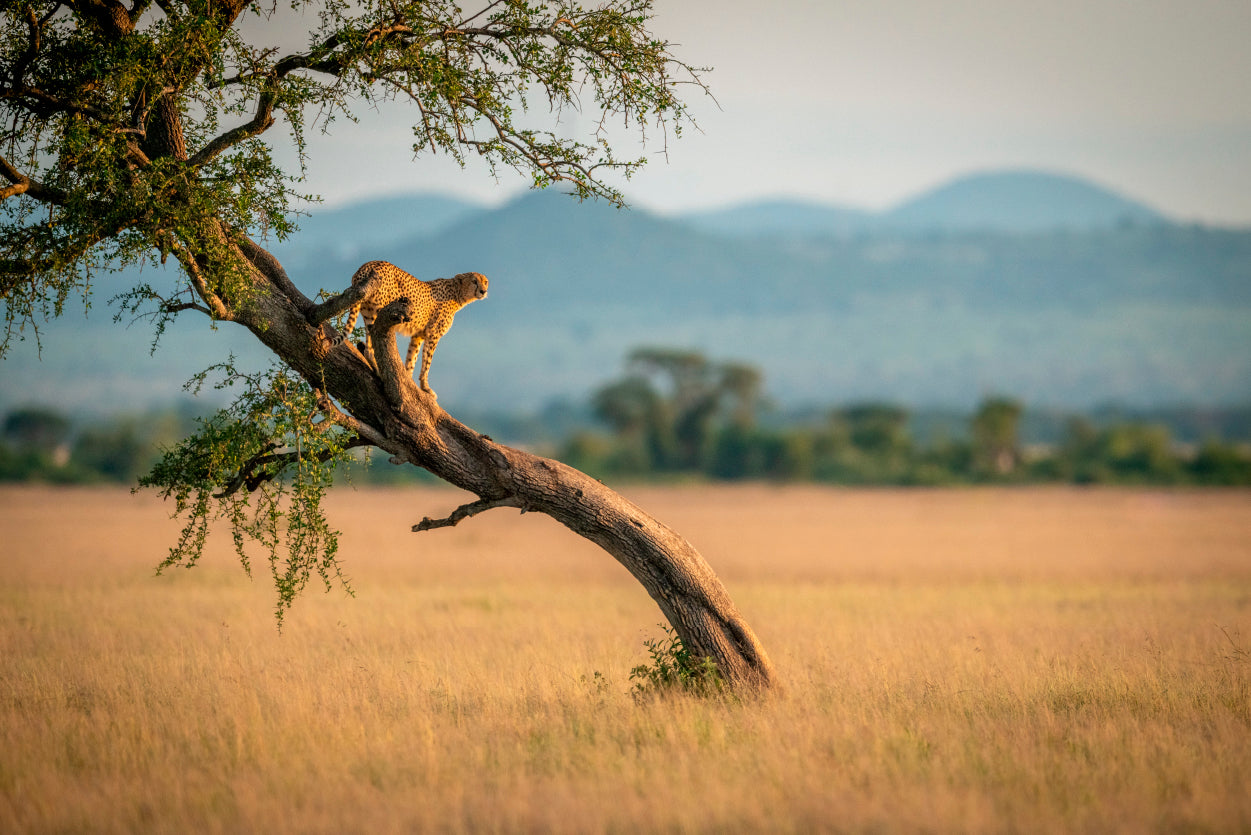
[{"left": 1, "top": 485, "right": 1248, "bottom": 832}]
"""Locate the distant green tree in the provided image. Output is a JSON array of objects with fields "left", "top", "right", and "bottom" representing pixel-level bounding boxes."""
[
  {"left": 1099, "top": 423, "right": 1181, "bottom": 483},
  {"left": 837, "top": 404, "right": 910, "bottom": 458},
  {"left": 1056, "top": 419, "right": 1181, "bottom": 484},
  {"left": 590, "top": 375, "right": 673, "bottom": 472},
  {"left": 72, "top": 420, "right": 150, "bottom": 482},
  {"left": 1, "top": 406, "right": 73, "bottom": 479},
  {"left": 1055, "top": 417, "right": 1104, "bottom": 483},
  {"left": 971, "top": 397, "right": 1024, "bottom": 477},
  {"left": 628, "top": 348, "right": 762, "bottom": 469},
  {"left": 3, "top": 407, "right": 70, "bottom": 452},
  {"left": 593, "top": 348, "right": 765, "bottom": 473},
  {"left": 708, "top": 424, "right": 763, "bottom": 480},
  {"left": 1189, "top": 440, "right": 1251, "bottom": 485}
]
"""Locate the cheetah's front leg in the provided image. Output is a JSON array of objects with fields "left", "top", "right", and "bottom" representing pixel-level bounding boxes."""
[
  {"left": 418, "top": 333, "right": 441, "bottom": 396},
  {"left": 404, "top": 335, "right": 424, "bottom": 379}
]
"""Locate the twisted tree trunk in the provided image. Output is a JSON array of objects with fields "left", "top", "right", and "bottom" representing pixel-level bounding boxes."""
[
  {"left": 233, "top": 269, "right": 777, "bottom": 689},
  {"left": 3, "top": 0, "right": 775, "bottom": 690}
]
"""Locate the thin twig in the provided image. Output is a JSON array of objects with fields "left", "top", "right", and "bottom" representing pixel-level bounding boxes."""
[{"left": 412, "top": 495, "right": 523, "bottom": 532}]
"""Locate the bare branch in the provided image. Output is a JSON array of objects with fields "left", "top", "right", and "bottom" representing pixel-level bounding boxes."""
[
  {"left": 313, "top": 390, "right": 393, "bottom": 452},
  {"left": 188, "top": 90, "right": 277, "bottom": 168},
  {"left": 235, "top": 234, "right": 312, "bottom": 313},
  {"left": 0, "top": 154, "right": 67, "bottom": 204},
  {"left": 456, "top": 1, "right": 506, "bottom": 29},
  {"left": 412, "top": 495, "right": 523, "bottom": 532},
  {"left": 306, "top": 268, "right": 385, "bottom": 327},
  {"left": 161, "top": 301, "right": 212, "bottom": 316}
]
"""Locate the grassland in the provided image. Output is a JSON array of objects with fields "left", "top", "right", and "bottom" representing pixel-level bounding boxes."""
[{"left": 1, "top": 485, "right": 1248, "bottom": 833}]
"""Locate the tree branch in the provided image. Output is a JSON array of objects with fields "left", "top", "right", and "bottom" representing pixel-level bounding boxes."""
[
  {"left": 306, "top": 268, "right": 384, "bottom": 328},
  {"left": 211, "top": 31, "right": 354, "bottom": 90},
  {"left": 157, "top": 231, "right": 231, "bottom": 320},
  {"left": 161, "top": 301, "right": 212, "bottom": 316},
  {"left": 188, "top": 89, "right": 277, "bottom": 168},
  {"left": 412, "top": 495, "right": 524, "bottom": 532},
  {"left": 369, "top": 297, "right": 420, "bottom": 407},
  {"left": 128, "top": 0, "right": 155, "bottom": 23},
  {"left": 8, "top": 4, "right": 59, "bottom": 91},
  {"left": 236, "top": 233, "right": 312, "bottom": 313},
  {"left": 313, "top": 390, "right": 395, "bottom": 454},
  {"left": 213, "top": 436, "right": 371, "bottom": 498},
  {"left": 0, "top": 154, "right": 67, "bottom": 204},
  {"left": 68, "top": 0, "right": 133, "bottom": 34},
  {"left": 3, "top": 84, "right": 129, "bottom": 128}
]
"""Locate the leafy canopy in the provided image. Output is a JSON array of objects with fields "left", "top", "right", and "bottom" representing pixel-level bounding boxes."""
[
  {"left": 1, "top": 0, "right": 706, "bottom": 346},
  {"left": 1, "top": 0, "right": 706, "bottom": 620}
]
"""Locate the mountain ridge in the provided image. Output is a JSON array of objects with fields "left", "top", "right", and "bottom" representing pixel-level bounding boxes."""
[
  {"left": 681, "top": 168, "right": 1170, "bottom": 237},
  {"left": 1, "top": 170, "right": 1247, "bottom": 417}
]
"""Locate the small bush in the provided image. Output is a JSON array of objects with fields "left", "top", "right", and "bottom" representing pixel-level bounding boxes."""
[{"left": 629, "top": 624, "right": 723, "bottom": 698}]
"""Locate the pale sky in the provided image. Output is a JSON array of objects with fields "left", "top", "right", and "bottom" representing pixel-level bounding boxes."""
[{"left": 283, "top": 0, "right": 1251, "bottom": 224}]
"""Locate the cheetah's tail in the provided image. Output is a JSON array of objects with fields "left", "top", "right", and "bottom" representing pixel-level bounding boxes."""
[{"left": 330, "top": 306, "right": 361, "bottom": 347}]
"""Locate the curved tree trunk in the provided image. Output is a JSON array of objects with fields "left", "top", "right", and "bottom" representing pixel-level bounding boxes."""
[
  {"left": 4, "top": 0, "right": 773, "bottom": 690},
  {"left": 224, "top": 247, "right": 777, "bottom": 690}
]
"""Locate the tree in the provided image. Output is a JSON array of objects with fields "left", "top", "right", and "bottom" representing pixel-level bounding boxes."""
[
  {"left": 3, "top": 406, "right": 70, "bottom": 451},
  {"left": 1, "top": 2, "right": 775, "bottom": 688},
  {"left": 1, "top": 404, "right": 72, "bottom": 477},
  {"left": 591, "top": 374, "right": 674, "bottom": 472},
  {"left": 73, "top": 418, "right": 150, "bottom": 481},
  {"left": 626, "top": 347, "right": 763, "bottom": 470},
  {"left": 971, "top": 397, "right": 1023, "bottom": 477}
]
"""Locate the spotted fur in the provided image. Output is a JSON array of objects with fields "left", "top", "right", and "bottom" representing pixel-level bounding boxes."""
[{"left": 340, "top": 260, "right": 488, "bottom": 395}]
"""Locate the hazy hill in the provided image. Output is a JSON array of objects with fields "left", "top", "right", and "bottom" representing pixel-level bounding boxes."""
[
  {"left": 682, "top": 199, "right": 875, "bottom": 237},
  {"left": 684, "top": 169, "right": 1166, "bottom": 237},
  {"left": 1, "top": 172, "right": 1248, "bottom": 417},
  {"left": 884, "top": 170, "right": 1166, "bottom": 232},
  {"left": 270, "top": 193, "right": 483, "bottom": 264}
]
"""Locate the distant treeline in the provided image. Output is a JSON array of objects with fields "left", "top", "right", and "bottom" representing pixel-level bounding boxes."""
[
  {"left": 0, "top": 406, "right": 196, "bottom": 485},
  {"left": 4, "top": 350, "right": 1250, "bottom": 487},
  {"left": 553, "top": 349, "right": 1251, "bottom": 486}
]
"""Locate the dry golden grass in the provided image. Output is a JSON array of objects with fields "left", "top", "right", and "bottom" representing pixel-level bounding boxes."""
[{"left": 1, "top": 485, "right": 1249, "bottom": 833}]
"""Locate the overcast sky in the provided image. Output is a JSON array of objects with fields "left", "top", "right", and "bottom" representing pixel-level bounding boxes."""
[{"left": 285, "top": 0, "right": 1251, "bottom": 224}]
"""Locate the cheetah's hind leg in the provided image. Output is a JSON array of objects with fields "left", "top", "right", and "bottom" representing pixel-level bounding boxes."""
[{"left": 359, "top": 308, "right": 380, "bottom": 372}]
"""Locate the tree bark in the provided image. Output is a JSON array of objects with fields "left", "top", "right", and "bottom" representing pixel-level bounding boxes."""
[
  {"left": 5, "top": 1, "right": 772, "bottom": 690},
  {"left": 234, "top": 273, "right": 777, "bottom": 690}
]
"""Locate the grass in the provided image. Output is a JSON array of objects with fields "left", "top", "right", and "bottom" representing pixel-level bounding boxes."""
[{"left": 1, "top": 485, "right": 1249, "bottom": 833}]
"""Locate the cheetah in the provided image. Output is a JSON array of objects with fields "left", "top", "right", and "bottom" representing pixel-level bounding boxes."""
[{"left": 339, "top": 261, "right": 488, "bottom": 395}]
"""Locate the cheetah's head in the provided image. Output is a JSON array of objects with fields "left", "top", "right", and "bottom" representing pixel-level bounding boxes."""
[{"left": 455, "top": 272, "right": 489, "bottom": 303}]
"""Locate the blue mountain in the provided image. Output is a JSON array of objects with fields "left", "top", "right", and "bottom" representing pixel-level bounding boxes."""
[
  {"left": 270, "top": 192, "right": 485, "bottom": 265},
  {"left": 2, "top": 174, "right": 1246, "bottom": 418},
  {"left": 682, "top": 199, "right": 874, "bottom": 237},
  {"left": 883, "top": 169, "right": 1166, "bottom": 233},
  {"left": 681, "top": 170, "right": 1168, "bottom": 236}
]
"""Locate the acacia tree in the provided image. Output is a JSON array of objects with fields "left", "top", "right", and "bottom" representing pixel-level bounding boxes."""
[
  {"left": 592, "top": 348, "right": 764, "bottom": 472},
  {"left": 0, "top": 1, "right": 776, "bottom": 689}
]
